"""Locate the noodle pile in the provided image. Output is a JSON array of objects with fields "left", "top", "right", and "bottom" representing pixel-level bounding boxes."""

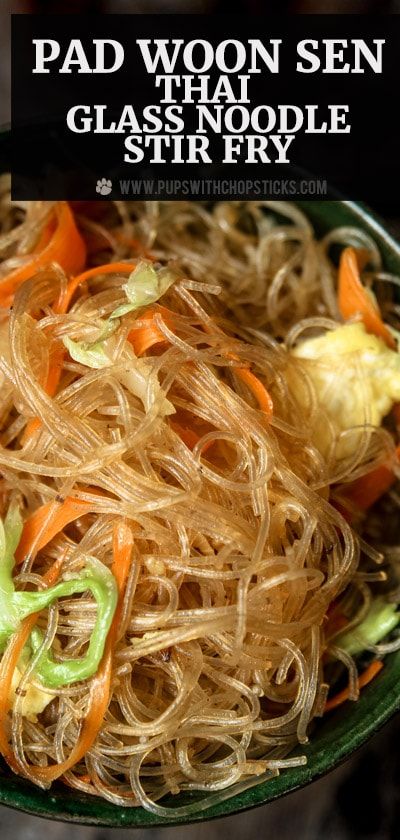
[{"left": 0, "top": 186, "right": 399, "bottom": 815}]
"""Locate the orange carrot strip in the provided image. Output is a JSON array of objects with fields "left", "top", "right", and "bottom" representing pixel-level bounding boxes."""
[
  {"left": 170, "top": 422, "right": 201, "bottom": 450},
  {"left": 0, "top": 522, "right": 132, "bottom": 784},
  {"left": 0, "top": 556, "right": 64, "bottom": 772},
  {"left": 114, "top": 231, "right": 154, "bottom": 261},
  {"left": 325, "top": 605, "right": 349, "bottom": 639},
  {"left": 324, "top": 660, "right": 383, "bottom": 713},
  {"left": 111, "top": 518, "right": 134, "bottom": 597},
  {"left": 74, "top": 773, "right": 92, "bottom": 785},
  {"left": 0, "top": 203, "right": 86, "bottom": 308},
  {"left": 21, "top": 421, "right": 43, "bottom": 447},
  {"left": 235, "top": 367, "right": 274, "bottom": 415},
  {"left": 54, "top": 261, "right": 135, "bottom": 314},
  {"left": 338, "top": 246, "right": 395, "bottom": 348},
  {"left": 170, "top": 421, "right": 214, "bottom": 455},
  {"left": 199, "top": 319, "right": 274, "bottom": 416},
  {"left": 129, "top": 308, "right": 273, "bottom": 415},
  {"left": 21, "top": 345, "right": 66, "bottom": 444},
  {"left": 34, "top": 645, "right": 114, "bottom": 784},
  {"left": 14, "top": 497, "right": 93, "bottom": 566},
  {"left": 127, "top": 305, "right": 176, "bottom": 356},
  {"left": 393, "top": 404, "right": 400, "bottom": 426},
  {"left": 44, "top": 346, "right": 65, "bottom": 396},
  {"left": 32, "top": 217, "right": 57, "bottom": 254},
  {"left": 341, "top": 444, "right": 400, "bottom": 511},
  {"left": 332, "top": 500, "right": 353, "bottom": 524},
  {"left": 30, "top": 522, "right": 131, "bottom": 785},
  {"left": 128, "top": 304, "right": 273, "bottom": 415}
]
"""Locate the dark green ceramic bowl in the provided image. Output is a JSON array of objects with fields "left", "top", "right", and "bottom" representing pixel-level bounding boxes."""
[{"left": 1, "top": 129, "right": 400, "bottom": 825}]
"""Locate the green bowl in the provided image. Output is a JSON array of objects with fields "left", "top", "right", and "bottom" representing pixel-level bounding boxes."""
[{"left": 1, "top": 127, "right": 400, "bottom": 825}]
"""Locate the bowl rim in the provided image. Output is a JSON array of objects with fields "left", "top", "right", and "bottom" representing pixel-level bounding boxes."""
[{"left": 0, "top": 185, "right": 399, "bottom": 827}]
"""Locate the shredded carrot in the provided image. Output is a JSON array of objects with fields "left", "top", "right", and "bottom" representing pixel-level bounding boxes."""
[
  {"left": 332, "top": 500, "right": 354, "bottom": 524},
  {"left": 30, "top": 521, "right": 132, "bottom": 785},
  {"left": 127, "top": 305, "right": 176, "bottom": 356},
  {"left": 341, "top": 444, "right": 400, "bottom": 511},
  {"left": 21, "top": 344, "right": 66, "bottom": 443},
  {"left": 24, "top": 255, "right": 127, "bottom": 440},
  {"left": 199, "top": 318, "right": 274, "bottom": 417},
  {"left": 111, "top": 518, "right": 134, "bottom": 600},
  {"left": 44, "top": 346, "right": 65, "bottom": 396},
  {"left": 132, "top": 295, "right": 273, "bottom": 428},
  {"left": 14, "top": 497, "right": 93, "bottom": 566},
  {"left": 393, "top": 404, "right": 400, "bottom": 426},
  {"left": 235, "top": 367, "right": 274, "bottom": 415},
  {"left": 76, "top": 773, "right": 92, "bottom": 785},
  {"left": 34, "top": 645, "right": 114, "bottom": 785},
  {"left": 0, "top": 203, "right": 86, "bottom": 308},
  {"left": 0, "top": 521, "right": 132, "bottom": 783},
  {"left": 114, "top": 231, "right": 155, "bottom": 261},
  {"left": 0, "top": 555, "right": 64, "bottom": 772},
  {"left": 338, "top": 246, "right": 395, "bottom": 348},
  {"left": 170, "top": 421, "right": 214, "bottom": 454},
  {"left": 54, "top": 261, "right": 135, "bottom": 315},
  {"left": 170, "top": 422, "right": 200, "bottom": 450},
  {"left": 32, "top": 217, "right": 57, "bottom": 254},
  {"left": 324, "top": 660, "right": 383, "bottom": 713},
  {"left": 325, "top": 605, "right": 349, "bottom": 638},
  {"left": 129, "top": 307, "right": 274, "bottom": 416}
]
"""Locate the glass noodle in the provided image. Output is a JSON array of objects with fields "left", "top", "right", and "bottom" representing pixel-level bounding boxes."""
[{"left": 0, "top": 185, "right": 399, "bottom": 815}]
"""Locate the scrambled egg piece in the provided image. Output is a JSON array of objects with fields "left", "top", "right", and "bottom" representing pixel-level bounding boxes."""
[
  {"left": 10, "top": 668, "right": 53, "bottom": 723},
  {"left": 291, "top": 323, "right": 400, "bottom": 457}
]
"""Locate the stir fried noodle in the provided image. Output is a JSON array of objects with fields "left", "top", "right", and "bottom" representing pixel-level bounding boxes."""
[{"left": 0, "top": 186, "right": 399, "bottom": 815}]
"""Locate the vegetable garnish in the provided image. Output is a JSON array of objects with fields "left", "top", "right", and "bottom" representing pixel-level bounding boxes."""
[
  {"left": 127, "top": 304, "right": 176, "bottom": 356},
  {"left": 55, "top": 261, "right": 135, "bottom": 315},
  {"left": 0, "top": 203, "right": 86, "bottom": 309},
  {"left": 234, "top": 367, "right": 274, "bottom": 415},
  {"left": 8, "top": 518, "right": 133, "bottom": 786},
  {"left": 324, "top": 660, "right": 384, "bottom": 713},
  {"left": 32, "top": 216, "right": 57, "bottom": 253},
  {"left": 0, "top": 555, "right": 64, "bottom": 774},
  {"left": 339, "top": 445, "right": 400, "bottom": 511},
  {"left": 21, "top": 344, "right": 66, "bottom": 443},
  {"left": 110, "top": 259, "right": 177, "bottom": 319},
  {"left": 338, "top": 246, "right": 396, "bottom": 348},
  {"left": 3, "top": 197, "right": 400, "bottom": 809},
  {"left": 62, "top": 332, "right": 175, "bottom": 417},
  {"left": 15, "top": 497, "right": 93, "bottom": 566},
  {"left": 336, "top": 597, "right": 400, "bottom": 657},
  {"left": 33, "top": 641, "right": 113, "bottom": 785},
  {"left": 202, "top": 322, "right": 274, "bottom": 417},
  {"left": 170, "top": 421, "right": 215, "bottom": 455},
  {"left": 111, "top": 518, "right": 134, "bottom": 639},
  {"left": 63, "top": 335, "right": 113, "bottom": 370},
  {"left": 0, "top": 502, "right": 118, "bottom": 687},
  {"left": 128, "top": 301, "right": 274, "bottom": 415},
  {"left": 29, "top": 556, "right": 117, "bottom": 687},
  {"left": 114, "top": 230, "right": 155, "bottom": 260}
]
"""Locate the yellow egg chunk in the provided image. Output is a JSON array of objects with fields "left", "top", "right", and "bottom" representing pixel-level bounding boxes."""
[
  {"left": 291, "top": 323, "right": 400, "bottom": 458},
  {"left": 10, "top": 668, "right": 53, "bottom": 723}
]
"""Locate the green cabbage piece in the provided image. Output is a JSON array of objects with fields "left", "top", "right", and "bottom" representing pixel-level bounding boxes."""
[
  {"left": 110, "top": 259, "right": 176, "bottom": 319},
  {"left": 0, "top": 504, "right": 117, "bottom": 688},
  {"left": 336, "top": 597, "right": 400, "bottom": 656}
]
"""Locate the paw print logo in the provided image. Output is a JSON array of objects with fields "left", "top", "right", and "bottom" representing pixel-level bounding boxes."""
[{"left": 96, "top": 178, "right": 112, "bottom": 196}]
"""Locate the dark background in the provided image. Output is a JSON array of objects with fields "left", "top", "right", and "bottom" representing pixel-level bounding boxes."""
[
  {"left": 11, "top": 15, "right": 397, "bottom": 202},
  {"left": 2, "top": 2, "right": 400, "bottom": 838}
]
